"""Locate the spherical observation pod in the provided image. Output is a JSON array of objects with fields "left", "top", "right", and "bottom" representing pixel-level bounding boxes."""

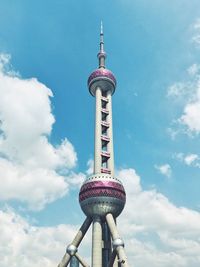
[
  {"left": 79, "top": 174, "right": 126, "bottom": 218},
  {"left": 88, "top": 68, "right": 116, "bottom": 96}
]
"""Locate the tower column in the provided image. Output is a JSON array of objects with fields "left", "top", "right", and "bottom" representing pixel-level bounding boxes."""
[
  {"left": 70, "top": 256, "right": 79, "bottom": 267},
  {"left": 107, "top": 90, "right": 114, "bottom": 176},
  {"left": 92, "top": 216, "right": 102, "bottom": 267},
  {"left": 102, "top": 222, "right": 111, "bottom": 267},
  {"left": 94, "top": 87, "right": 102, "bottom": 173}
]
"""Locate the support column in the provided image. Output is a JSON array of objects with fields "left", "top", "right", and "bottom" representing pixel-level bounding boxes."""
[
  {"left": 113, "top": 219, "right": 118, "bottom": 267},
  {"left": 94, "top": 87, "right": 102, "bottom": 173},
  {"left": 70, "top": 256, "right": 79, "bottom": 267},
  {"left": 107, "top": 90, "right": 114, "bottom": 176},
  {"left": 92, "top": 216, "right": 102, "bottom": 267},
  {"left": 102, "top": 222, "right": 111, "bottom": 267},
  {"left": 106, "top": 214, "right": 129, "bottom": 267}
]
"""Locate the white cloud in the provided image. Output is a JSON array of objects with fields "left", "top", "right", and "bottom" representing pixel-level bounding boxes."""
[
  {"left": 167, "top": 63, "right": 200, "bottom": 136},
  {"left": 0, "top": 159, "right": 68, "bottom": 210},
  {"left": 188, "top": 64, "right": 200, "bottom": 77},
  {"left": 154, "top": 164, "right": 172, "bottom": 178},
  {"left": 184, "top": 154, "right": 199, "bottom": 166},
  {"left": 175, "top": 153, "right": 200, "bottom": 168},
  {"left": 192, "top": 19, "right": 200, "bottom": 47},
  {"left": 0, "top": 54, "right": 10, "bottom": 69},
  {"left": 167, "top": 82, "right": 187, "bottom": 98},
  {"left": 0, "top": 54, "right": 78, "bottom": 209},
  {"left": 167, "top": 127, "right": 179, "bottom": 140},
  {"left": 65, "top": 171, "right": 86, "bottom": 188},
  {"left": 167, "top": 19, "right": 200, "bottom": 135},
  {"left": 0, "top": 208, "right": 90, "bottom": 267},
  {"left": 179, "top": 93, "right": 200, "bottom": 134},
  {"left": 117, "top": 168, "right": 141, "bottom": 194},
  {"left": 117, "top": 168, "right": 200, "bottom": 267},
  {"left": 1, "top": 168, "right": 200, "bottom": 267},
  {"left": 86, "top": 159, "right": 94, "bottom": 175},
  {"left": 167, "top": 19, "right": 200, "bottom": 136}
]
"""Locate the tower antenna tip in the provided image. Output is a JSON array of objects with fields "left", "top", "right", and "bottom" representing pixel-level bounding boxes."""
[{"left": 101, "top": 21, "right": 103, "bottom": 34}]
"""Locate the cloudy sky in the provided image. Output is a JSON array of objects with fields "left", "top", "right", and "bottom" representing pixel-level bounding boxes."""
[{"left": 1, "top": 1, "right": 200, "bottom": 266}]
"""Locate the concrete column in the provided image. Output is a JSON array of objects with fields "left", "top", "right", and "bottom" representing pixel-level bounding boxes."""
[
  {"left": 92, "top": 217, "right": 102, "bottom": 267},
  {"left": 94, "top": 87, "right": 102, "bottom": 174},
  {"left": 113, "top": 219, "right": 118, "bottom": 267},
  {"left": 106, "top": 91, "right": 114, "bottom": 176},
  {"left": 115, "top": 247, "right": 128, "bottom": 267},
  {"left": 106, "top": 214, "right": 129, "bottom": 267},
  {"left": 58, "top": 217, "right": 92, "bottom": 267},
  {"left": 70, "top": 256, "right": 79, "bottom": 267},
  {"left": 102, "top": 222, "right": 111, "bottom": 267}
]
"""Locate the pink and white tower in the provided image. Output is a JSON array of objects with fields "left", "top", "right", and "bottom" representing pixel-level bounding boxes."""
[{"left": 58, "top": 23, "right": 129, "bottom": 267}]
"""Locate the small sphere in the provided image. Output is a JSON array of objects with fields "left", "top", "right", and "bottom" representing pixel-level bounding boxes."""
[
  {"left": 88, "top": 68, "right": 116, "bottom": 96},
  {"left": 79, "top": 174, "right": 126, "bottom": 218},
  {"left": 66, "top": 244, "right": 77, "bottom": 256},
  {"left": 113, "top": 238, "right": 124, "bottom": 249}
]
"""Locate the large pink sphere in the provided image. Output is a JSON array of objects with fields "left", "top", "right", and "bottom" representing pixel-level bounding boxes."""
[{"left": 79, "top": 174, "right": 126, "bottom": 218}]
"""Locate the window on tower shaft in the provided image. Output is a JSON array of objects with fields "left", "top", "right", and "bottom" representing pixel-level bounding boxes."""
[
  {"left": 102, "top": 90, "right": 107, "bottom": 97},
  {"left": 102, "top": 99, "right": 107, "bottom": 109}
]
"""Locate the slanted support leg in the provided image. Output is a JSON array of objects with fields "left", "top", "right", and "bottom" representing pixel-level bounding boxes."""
[
  {"left": 58, "top": 217, "right": 92, "bottom": 267},
  {"left": 113, "top": 255, "right": 118, "bottom": 267},
  {"left": 113, "top": 219, "right": 118, "bottom": 267},
  {"left": 106, "top": 213, "right": 129, "bottom": 267}
]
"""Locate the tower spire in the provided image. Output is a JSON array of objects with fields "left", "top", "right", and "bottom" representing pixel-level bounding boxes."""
[
  {"left": 98, "top": 21, "right": 106, "bottom": 68},
  {"left": 100, "top": 21, "right": 104, "bottom": 53},
  {"left": 101, "top": 20, "right": 103, "bottom": 34}
]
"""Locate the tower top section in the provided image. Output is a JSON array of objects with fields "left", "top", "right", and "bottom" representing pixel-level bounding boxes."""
[
  {"left": 88, "top": 22, "right": 116, "bottom": 96},
  {"left": 98, "top": 21, "right": 106, "bottom": 68}
]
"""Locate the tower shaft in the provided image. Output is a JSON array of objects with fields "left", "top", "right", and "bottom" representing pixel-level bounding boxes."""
[
  {"left": 94, "top": 87, "right": 102, "bottom": 174},
  {"left": 94, "top": 88, "right": 114, "bottom": 176},
  {"left": 106, "top": 91, "right": 114, "bottom": 175}
]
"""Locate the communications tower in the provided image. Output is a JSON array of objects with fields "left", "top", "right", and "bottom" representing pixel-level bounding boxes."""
[{"left": 58, "top": 23, "right": 129, "bottom": 267}]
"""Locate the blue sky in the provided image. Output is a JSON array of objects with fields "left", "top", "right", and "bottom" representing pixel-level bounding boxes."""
[{"left": 1, "top": 1, "right": 200, "bottom": 266}]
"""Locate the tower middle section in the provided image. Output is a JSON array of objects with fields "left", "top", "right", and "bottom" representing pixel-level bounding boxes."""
[{"left": 94, "top": 87, "right": 114, "bottom": 176}]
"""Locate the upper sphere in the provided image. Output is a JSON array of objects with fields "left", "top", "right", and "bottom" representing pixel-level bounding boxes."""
[{"left": 88, "top": 68, "right": 116, "bottom": 96}]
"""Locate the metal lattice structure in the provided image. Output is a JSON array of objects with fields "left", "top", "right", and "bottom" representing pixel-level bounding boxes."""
[{"left": 58, "top": 23, "right": 129, "bottom": 267}]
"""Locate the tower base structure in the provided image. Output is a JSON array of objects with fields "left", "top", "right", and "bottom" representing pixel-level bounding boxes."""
[{"left": 58, "top": 213, "right": 129, "bottom": 267}]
